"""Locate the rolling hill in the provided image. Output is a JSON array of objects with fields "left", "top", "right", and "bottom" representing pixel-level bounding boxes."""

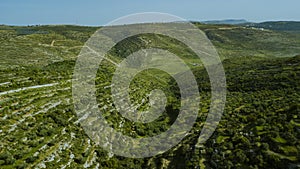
[{"left": 0, "top": 23, "right": 299, "bottom": 168}]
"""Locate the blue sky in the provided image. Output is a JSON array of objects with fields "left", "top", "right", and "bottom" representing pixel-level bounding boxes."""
[{"left": 1, "top": 0, "right": 300, "bottom": 26}]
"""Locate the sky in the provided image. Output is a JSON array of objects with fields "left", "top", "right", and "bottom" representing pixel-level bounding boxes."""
[{"left": 1, "top": 0, "right": 300, "bottom": 26}]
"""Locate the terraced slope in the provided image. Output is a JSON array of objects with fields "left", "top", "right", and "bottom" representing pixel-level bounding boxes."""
[{"left": 0, "top": 24, "right": 299, "bottom": 168}]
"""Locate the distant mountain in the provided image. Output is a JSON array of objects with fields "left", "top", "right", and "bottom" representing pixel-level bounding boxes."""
[
  {"left": 202, "top": 19, "right": 249, "bottom": 25},
  {"left": 243, "top": 21, "right": 300, "bottom": 33}
]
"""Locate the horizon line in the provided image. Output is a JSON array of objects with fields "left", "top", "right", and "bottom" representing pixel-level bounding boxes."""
[{"left": 1, "top": 19, "right": 300, "bottom": 27}]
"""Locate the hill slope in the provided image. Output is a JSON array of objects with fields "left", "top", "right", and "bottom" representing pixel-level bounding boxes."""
[{"left": 0, "top": 23, "right": 299, "bottom": 168}]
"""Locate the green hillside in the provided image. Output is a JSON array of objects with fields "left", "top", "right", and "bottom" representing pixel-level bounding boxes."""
[{"left": 0, "top": 23, "right": 299, "bottom": 168}]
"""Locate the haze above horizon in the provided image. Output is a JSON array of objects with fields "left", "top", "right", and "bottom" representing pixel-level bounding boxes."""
[{"left": 1, "top": 0, "right": 300, "bottom": 26}]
